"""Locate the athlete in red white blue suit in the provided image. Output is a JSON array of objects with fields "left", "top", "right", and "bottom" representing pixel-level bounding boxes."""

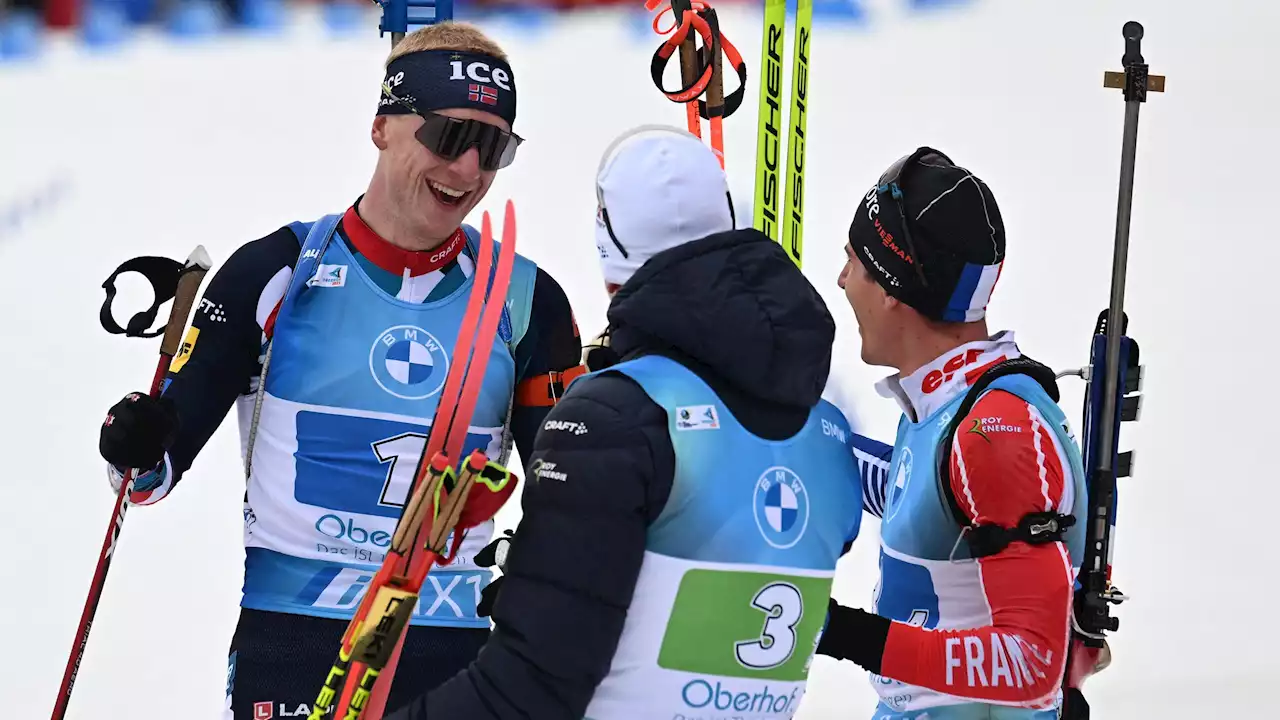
[{"left": 819, "top": 147, "right": 1104, "bottom": 719}]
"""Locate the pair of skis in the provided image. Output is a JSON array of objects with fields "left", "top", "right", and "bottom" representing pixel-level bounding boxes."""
[
  {"left": 308, "top": 201, "right": 520, "bottom": 720},
  {"left": 754, "top": 0, "right": 809, "bottom": 269}
]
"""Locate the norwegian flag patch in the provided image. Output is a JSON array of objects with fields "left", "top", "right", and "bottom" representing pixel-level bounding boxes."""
[{"left": 468, "top": 83, "right": 499, "bottom": 106}]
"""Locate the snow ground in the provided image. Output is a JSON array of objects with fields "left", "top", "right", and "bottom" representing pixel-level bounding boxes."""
[{"left": 3, "top": 0, "right": 1278, "bottom": 716}]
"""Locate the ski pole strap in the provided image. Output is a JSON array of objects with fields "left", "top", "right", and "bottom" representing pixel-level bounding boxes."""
[
  {"left": 696, "top": 13, "right": 745, "bottom": 122},
  {"left": 99, "top": 255, "right": 187, "bottom": 338},
  {"left": 647, "top": 1, "right": 747, "bottom": 119}
]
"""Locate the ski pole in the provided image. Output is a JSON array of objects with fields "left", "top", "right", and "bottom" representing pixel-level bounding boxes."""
[
  {"left": 672, "top": 0, "right": 704, "bottom": 140},
  {"left": 645, "top": 0, "right": 745, "bottom": 167},
  {"left": 51, "top": 245, "right": 212, "bottom": 720}
]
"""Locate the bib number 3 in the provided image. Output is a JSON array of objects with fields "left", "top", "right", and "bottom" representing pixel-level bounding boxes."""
[{"left": 735, "top": 582, "right": 804, "bottom": 670}]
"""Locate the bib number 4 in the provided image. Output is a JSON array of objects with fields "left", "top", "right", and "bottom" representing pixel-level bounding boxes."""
[{"left": 735, "top": 582, "right": 804, "bottom": 670}]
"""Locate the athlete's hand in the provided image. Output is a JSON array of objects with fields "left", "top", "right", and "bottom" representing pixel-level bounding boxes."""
[
  {"left": 1067, "top": 637, "right": 1111, "bottom": 688},
  {"left": 582, "top": 327, "right": 618, "bottom": 372},
  {"left": 99, "top": 391, "right": 179, "bottom": 472},
  {"left": 475, "top": 529, "right": 514, "bottom": 617}
]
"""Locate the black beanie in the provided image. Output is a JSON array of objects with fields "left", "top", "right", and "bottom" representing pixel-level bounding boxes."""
[{"left": 848, "top": 147, "right": 1005, "bottom": 322}]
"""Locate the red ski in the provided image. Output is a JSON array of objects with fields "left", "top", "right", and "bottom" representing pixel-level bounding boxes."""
[{"left": 308, "top": 201, "right": 521, "bottom": 720}]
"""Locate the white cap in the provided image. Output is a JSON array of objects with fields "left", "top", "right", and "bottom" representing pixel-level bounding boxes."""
[{"left": 594, "top": 124, "right": 735, "bottom": 287}]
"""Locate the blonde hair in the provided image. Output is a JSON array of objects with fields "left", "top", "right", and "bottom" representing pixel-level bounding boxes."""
[{"left": 386, "top": 21, "right": 508, "bottom": 65}]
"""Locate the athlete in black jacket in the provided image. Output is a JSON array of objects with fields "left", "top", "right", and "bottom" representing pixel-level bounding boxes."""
[{"left": 387, "top": 126, "right": 852, "bottom": 718}]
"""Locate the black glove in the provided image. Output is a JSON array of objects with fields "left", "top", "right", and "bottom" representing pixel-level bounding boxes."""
[
  {"left": 582, "top": 327, "right": 619, "bottom": 372},
  {"left": 100, "top": 392, "right": 179, "bottom": 471},
  {"left": 475, "top": 529, "right": 514, "bottom": 618},
  {"left": 816, "top": 598, "right": 890, "bottom": 674}
]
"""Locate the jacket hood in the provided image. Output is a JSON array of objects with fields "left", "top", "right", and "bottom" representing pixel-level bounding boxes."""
[{"left": 607, "top": 228, "right": 836, "bottom": 408}]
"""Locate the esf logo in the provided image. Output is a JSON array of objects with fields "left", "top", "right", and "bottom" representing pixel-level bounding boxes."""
[
  {"left": 314, "top": 514, "right": 390, "bottom": 548},
  {"left": 369, "top": 325, "right": 450, "bottom": 400}
]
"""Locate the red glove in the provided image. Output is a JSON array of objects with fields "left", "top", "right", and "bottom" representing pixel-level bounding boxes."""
[
  {"left": 1067, "top": 637, "right": 1112, "bottom": 690},
  {"left": 435, "top": 452, "right": 519, "bottom": 565}
]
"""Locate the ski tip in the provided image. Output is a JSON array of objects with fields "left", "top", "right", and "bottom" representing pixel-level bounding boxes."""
[{"left": 185, "top": 244, "right": 213, "bottom": 271}]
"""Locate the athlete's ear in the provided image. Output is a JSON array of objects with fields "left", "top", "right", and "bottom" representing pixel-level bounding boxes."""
[{"left": 371, "top": 116, "right": 390, "bottom": 151}]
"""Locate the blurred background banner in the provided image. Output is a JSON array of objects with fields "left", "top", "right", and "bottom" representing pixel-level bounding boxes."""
[{"left": 0, "top": 0, "right": 948, "bottom": 56}]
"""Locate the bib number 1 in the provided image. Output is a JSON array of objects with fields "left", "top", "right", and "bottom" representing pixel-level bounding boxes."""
[
  {"left": 371, "top": 432, "right": 428, "bottom": 508},
  {"left": 735, "top": 582, "right": 804, "bottom": 670}
]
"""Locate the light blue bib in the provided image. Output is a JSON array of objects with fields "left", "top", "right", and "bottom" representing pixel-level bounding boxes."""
[{"left": 238, "top": 213, "right": 538, "bottom": 629}]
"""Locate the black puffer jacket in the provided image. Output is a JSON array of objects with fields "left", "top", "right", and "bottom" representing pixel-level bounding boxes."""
[{"left": 387, "top": 228, "right": 837, "bottom": 719}]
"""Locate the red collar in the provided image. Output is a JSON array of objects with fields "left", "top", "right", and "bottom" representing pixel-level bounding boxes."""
[{"left": 341, "top": 205, "right": 467, "bottom": 276}]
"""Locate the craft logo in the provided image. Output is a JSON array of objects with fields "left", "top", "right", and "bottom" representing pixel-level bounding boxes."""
[
  {"left": 884, "top": 447, "right": 912, "bottom": 522},
  {"left": 543, "top": 419, "right": 588, "bottom": 435},
  {"left": 860, "top": 243, "right": 901, "bottom": 289},
  {"left": 170, "top": 326, "right": 199, "bottom": 373},
  {"left": 198, "top": 298, "right": 227, "bottom": 322},
  {"left": 753, "top": 466, "right": 809, "bottom": 549},
  {"left": 369, "top": 325, "right": 449, "bottom": 400}
]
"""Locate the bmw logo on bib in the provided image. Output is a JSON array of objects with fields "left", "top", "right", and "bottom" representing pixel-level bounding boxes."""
[
  {"left": 884, "top": 446, "right": 913, "bottom": 522},
  {"left": 369, "top": 325, "right": 450, "bottom": 400},
  {"left": 753, "top": 466, "right": 809, "bottom": 549}
]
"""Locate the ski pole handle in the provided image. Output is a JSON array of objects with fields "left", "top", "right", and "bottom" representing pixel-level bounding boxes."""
[
  {"left": 159, "top": 252, "right": 210, "bottom": 358},
  {"left": 50, "top": 245, "right": 212, "bottom": 720}
]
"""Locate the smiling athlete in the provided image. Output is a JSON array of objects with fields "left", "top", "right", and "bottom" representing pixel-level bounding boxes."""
[{"left": 96, "top": 22, "right": 583, "bottom": 720}]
